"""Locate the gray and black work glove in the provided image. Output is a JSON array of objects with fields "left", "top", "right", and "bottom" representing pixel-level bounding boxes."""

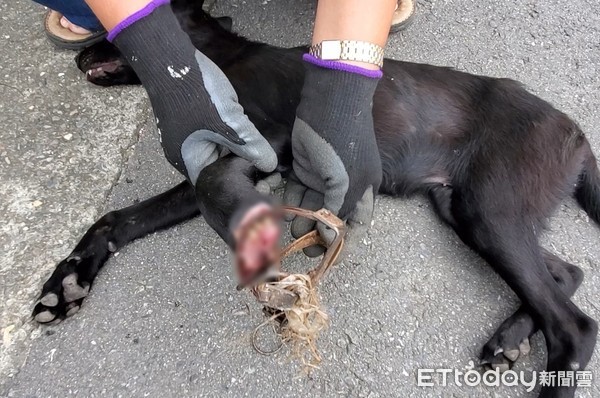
[
  {"left": 284, "top": 63, "right": 383, "bottom": 256},
  {"left": 109, "top": 3, "right": 277, "bottom": 184}
]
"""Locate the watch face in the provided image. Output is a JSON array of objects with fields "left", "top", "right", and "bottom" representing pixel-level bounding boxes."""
[{"left": 320, "top": 40, "right": 342, "bottom": 60}]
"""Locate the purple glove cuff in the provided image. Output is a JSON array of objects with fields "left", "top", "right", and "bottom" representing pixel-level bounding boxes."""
[
  {"left": 303, "top": 54, "right": 383, "bottom": 79},
  {"left": 107, "top": 0, "right": 171, "bottom": 42}
]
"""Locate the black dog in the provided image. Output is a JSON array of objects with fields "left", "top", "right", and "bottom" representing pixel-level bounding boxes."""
[{"left": 33, "top": 1, "right": 600, "bottom": 396}]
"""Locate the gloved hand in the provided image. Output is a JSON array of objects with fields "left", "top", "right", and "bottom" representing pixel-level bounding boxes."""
[
  {"left": 284, "top": 60, "right": 383, "bottom": 256},
  {"left": 109, "top": 2, "right": 277, "bottom": 184}
]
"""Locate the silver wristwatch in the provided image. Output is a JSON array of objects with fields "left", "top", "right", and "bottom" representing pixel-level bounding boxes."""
[{"left": 309, "top": 40, "right": 384, "bottom": 68}]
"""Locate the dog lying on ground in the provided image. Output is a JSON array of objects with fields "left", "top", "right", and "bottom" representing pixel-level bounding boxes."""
[{"left": 32, "top": 1, "right": 600, "bottom": 396}]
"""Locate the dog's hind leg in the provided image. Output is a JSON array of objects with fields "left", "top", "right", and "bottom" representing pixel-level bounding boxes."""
[
  {"left": 427, "top": 183, "right": 591, "bottom": 378},
  {"left": 575, "top": 149, "right": 600, "bottom": 225},
  {"left": 480, "top": 250, "right": 584, "bottom": 371},
  {"left": 33, "top": 181, "right": 199, "bottom": 324},
  {"left": 450, "top": 192, "right": 597, "bottom": 398},
  {"left": 428, "top": 185, "right": 456, "bottom": 227}
]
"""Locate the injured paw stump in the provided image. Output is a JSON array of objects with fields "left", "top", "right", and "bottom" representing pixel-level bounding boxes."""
[{"left": 244, "top": 207, "right": 346, "bottom": 368}]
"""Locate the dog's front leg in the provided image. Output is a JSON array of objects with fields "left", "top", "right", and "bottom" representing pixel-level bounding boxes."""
[
  {"left": 33, "top": 181, "right": 199, "bottom": 323},
  {"left": 194, "top": 155, "right": 283, "bottom": 286}
]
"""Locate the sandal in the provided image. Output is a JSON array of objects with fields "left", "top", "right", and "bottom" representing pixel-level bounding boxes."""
[
  {"left": 390, "top": 0, "right": 416, "bottom": 33},
  {"left": 44, "top": 10, "right": 106, "bottom": 50}
]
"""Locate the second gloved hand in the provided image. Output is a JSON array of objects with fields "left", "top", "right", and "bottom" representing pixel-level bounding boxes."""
[{"left": 284, "top": 61, "right": 383, "bottom": 255}]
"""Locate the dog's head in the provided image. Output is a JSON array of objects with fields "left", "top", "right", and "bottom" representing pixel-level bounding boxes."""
[
  {"left": 75, "top": 40, "right": 140, "bottom": 86},
  {"left": 171, "top": 0, "right": 236, "bottom": 49}
]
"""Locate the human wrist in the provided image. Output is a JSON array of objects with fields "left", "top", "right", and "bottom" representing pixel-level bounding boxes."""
[
  {"left": 105, "top": 0, "right": 170, "bottom": 41},
  {"left": 312, "top": 0, "right": 396, "bottom": 48},
  {"left": 338, "top": 60, "right": 381, "bottom": 71}
]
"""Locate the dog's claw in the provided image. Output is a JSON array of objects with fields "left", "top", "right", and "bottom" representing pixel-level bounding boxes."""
[
  {"left": 40, "top": 293, "right": 59, "bottom": 307},
  {"left": 519, "top": 338, "right": 531, "bottom": 356},
  {"left": 62, "top": 274, "right": 90, "bottom": 302},
  {"left": 491, "top": 355, "right": 511, "bottom": 373},
  {"left": 65, "top": 303, "right": 80, "bottom": 317},
  {"left": 504, "top": 348, "right": 520, "bottom": 362},
  {"left": 34, "top": 309, "right": 56, "bottom": 324}
]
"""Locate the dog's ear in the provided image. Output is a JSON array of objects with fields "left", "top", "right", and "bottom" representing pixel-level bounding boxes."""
[{"left": 216, "top": 16, "right": 233, "bottom": 32}]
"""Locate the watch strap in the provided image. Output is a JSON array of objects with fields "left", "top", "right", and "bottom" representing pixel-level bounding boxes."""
[{"left": 309, "top": 40, "right": 384, "bottom": 68}]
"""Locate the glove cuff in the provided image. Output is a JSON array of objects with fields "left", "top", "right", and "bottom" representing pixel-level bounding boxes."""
[
  {"left": 107, "top": 0, "right": 171, "bottom": 42},
  {"left": 110, "top": 4, "right": 199, "bottom": 95},
  {"left": 303, "top": 54, "right": 383, "bottom": 79}
]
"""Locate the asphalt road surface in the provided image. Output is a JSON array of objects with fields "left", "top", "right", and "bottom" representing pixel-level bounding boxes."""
[{"left": 1, "top": 0, "right": 599, "bottom": 397}]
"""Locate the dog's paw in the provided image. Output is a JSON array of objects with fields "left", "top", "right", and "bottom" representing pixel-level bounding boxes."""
[
  {"left": 32, "top": 254, "right": 97, "bottom": 324},
  {"left": 234, "top": 203, "right": 281, "bottom": 287},
  {"left": 480, "top": 311, "right": 533, "bottom": 371}
]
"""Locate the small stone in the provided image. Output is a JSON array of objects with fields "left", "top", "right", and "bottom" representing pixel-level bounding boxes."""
[
  {"left": 3, "top": 325, "right": 15, "bottom": 346},
  {"left": 63, "top": 133, "right": 73, "bottom": 141},
  {"left": 344, "top": 329, "right": 359, "bottom": 345},
  {"left": 32, "top": 200, "right": 43, "bottom": 207}
]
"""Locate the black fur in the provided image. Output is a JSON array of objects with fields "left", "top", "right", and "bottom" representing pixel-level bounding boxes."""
[{"left": 35, "top": 2, "right": 600, "bottom": 397}]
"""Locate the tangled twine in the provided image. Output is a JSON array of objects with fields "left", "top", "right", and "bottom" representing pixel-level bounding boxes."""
[{"left": 253, "top": 273, "right": 329, "bottom": 368}]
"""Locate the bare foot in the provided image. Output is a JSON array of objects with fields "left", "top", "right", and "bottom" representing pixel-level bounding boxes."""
[{"left": 60, "top": 16, "right": 92, "bottom": 35}]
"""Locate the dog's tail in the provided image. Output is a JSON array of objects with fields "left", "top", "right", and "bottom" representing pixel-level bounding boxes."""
[{"left": 575, "top": 151, "right": 600, "bottom": 225}]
